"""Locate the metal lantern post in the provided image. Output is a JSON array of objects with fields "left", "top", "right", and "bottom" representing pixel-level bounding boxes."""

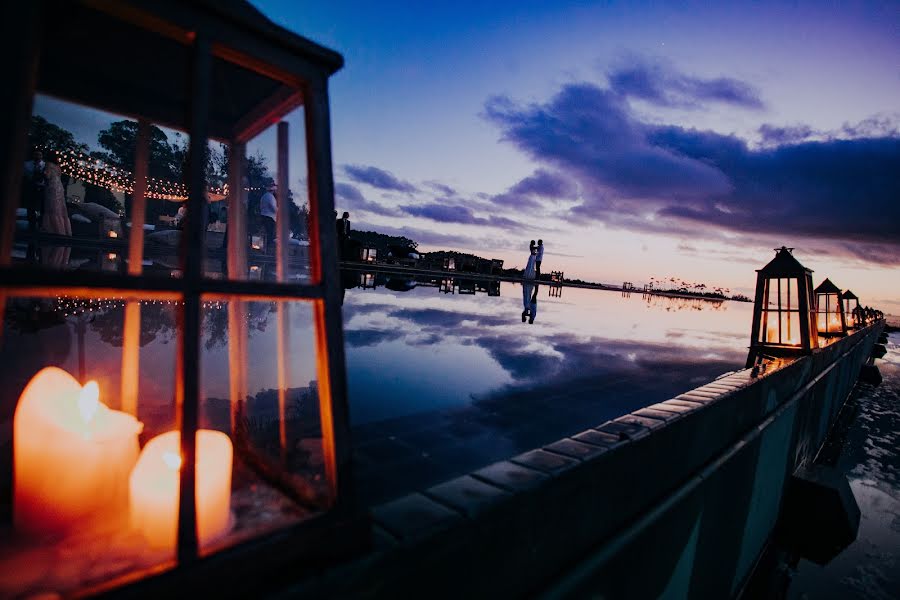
[
  {"left": 814, "top": 278, "right": 847, "bottom": 339},
  {"left": 746, "top": 246, "right": 818, "bottom": 368}
]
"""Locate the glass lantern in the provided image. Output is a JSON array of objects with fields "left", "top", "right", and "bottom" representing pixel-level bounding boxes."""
[
  {"left": 842, "top": 290, "right": 860, "bottom": 329},
  {"left": 0, "top": 1, "right": 363, "bottom": 596},
  {"left": 814, "top": 278, "right": 847, "bottom": 339},
  {"left": 746, "top": 247, "right": 818, "bottom": 367}
]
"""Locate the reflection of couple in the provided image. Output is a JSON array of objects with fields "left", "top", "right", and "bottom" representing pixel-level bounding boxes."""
[{"left": 522, "top": 281, "right": 538, "bottom": 324}]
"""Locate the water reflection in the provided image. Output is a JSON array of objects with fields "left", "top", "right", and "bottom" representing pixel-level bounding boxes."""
[
  {"left": 522, "top": 281, "right": 538, "bottom": 323},
  {"left": 340, "top": 269, "right": 752, "bottom": 504}
]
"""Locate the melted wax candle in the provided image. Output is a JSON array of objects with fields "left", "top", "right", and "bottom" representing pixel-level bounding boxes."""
[
  {"left": 13, "top": 367, "right": 143, "bottom": 537},
  {"left": 129, "top": 430, "right": 233, "bottom": 550}
]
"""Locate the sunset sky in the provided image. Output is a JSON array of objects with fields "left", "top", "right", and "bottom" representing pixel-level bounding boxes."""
[{"left": 246, "top": 0, "right": 899, "bottom": 310}]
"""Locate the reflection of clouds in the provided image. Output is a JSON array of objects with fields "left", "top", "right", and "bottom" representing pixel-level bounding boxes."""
[
  {"left": 344, "top": 295, "right": 747, "bottom": 384},
  {"left": 345, "top": 328, "right": 405, "bottom": 348}
]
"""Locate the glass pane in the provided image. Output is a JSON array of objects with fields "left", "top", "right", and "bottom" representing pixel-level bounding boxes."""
[
  {"left": 777, "top": 278, "right": 799, "bottom": 310},
  {"left": 18, "top": 1, "right": 190, "bottom": 279},
  {"left": 816, "top": 292, "right": 843, "bottom": 334},
  {"left": 207, "top": 55, "right": 311, "bottom": 283},
  {"left": 0, "top": 294, "right": 179, "bottom": 596},
  {"left": 198, "top": 297, "right": 326, "bottom": 555}
]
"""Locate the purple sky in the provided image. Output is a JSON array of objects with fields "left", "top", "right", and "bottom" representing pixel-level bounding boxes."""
[
  {"left": 35, "top": 1, "right": 900, "bottom": 312},
  {"left": 248, "top": 0, "right": 900, "bottom": 310}
]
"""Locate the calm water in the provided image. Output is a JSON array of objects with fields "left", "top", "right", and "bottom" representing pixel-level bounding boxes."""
[
  {"left": 342, "top": 273, "right": 752, "bottom": 503},
  {"left": 788, "top": 331, "right": 900, "bottom": 600}
]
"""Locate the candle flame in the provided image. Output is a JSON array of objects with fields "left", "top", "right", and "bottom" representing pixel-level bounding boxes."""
[
  {"left": 162, "top": 452, "right": 182, "bottom": 471},
  {"left": 78, "top": 381, "right": 100, "bottom": 424}
]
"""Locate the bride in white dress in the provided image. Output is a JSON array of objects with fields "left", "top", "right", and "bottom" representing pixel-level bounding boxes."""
[{"left": 523, "top": 245, "right": 537, "bottom": 280}]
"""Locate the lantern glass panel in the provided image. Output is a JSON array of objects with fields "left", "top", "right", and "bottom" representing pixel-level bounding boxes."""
[
  {"left": 18, "top": 2, "right": 191, "bottom": 278},
  {"left": 759, "top": 278, "right": 802, "bottom": 346},
  {"left": 0, "top": 293, "right": 180, "bottom": 595},
  {"left": 18, "top": 97, "right": 186, "bottom": 276},
  {"left": 816, "top": 293, "right": 844, "bottom": 334},
  {"left": 205, "top": 54, "right": 312, "bottom": 284},
  {"left": 197, "top": 298, "right": 328, "bottom": 555}
]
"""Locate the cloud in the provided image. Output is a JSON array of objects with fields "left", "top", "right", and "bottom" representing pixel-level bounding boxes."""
[
  {"left": 399, "top": 202, "right": 525, "bottom": 231},
  {"left": 607, "top": 57, "right": 764, "bottom": 110},
  {"left": 424, "top": 180, "right": 458, "bottom": 196},
  {"left": 344, "top": 164, "right": 418, "bottom": 193},
  {"left": 344, "top": 328, "right": 404, "bottom": 348},
  {"left": 758, "top": 124, "right": 817, "bottom": 146},
  {"left": 356, "top": 222, "right": 485, "bottom": 250},
  {"left": 485, "top": 84, "right": 733, "bottom": 204},
  {"left": 484, "top": 81, "right": 900, "bottom": 264},
  {"left": 492, "top": 169, "right": 578, "bottom": 209},
  {"left": 334, "top": 182, "right": 400, "bottom": 217}
]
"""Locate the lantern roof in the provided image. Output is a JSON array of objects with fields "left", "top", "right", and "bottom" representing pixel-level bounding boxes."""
[
  {"left": 842, "top": 289, "right": 859, "bottom": 300},
  {"left": 38, "top": 0, "right": 344, "bottom": 143},
  {"left": 757, "top": 246, "right": 812, "bottom": 277},
  {"left": 814, "top": 278, "right": 842, "bottom": 295}
]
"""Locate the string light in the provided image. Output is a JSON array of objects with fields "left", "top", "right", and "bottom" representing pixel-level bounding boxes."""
[{"left": 41, "top": 146, "right": 268, "bottom": 202}]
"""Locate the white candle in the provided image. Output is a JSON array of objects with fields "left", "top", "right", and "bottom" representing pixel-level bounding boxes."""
[
  {"left": 13, "top": 367, "right": 143, "bottom": 537},
  {"left": 129, "top": 430, "right": 233, "bottom": 550}
]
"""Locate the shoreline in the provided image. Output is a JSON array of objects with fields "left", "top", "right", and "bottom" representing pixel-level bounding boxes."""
[{"left": 338, "top": 260, "right": 749, "bottom": 303}]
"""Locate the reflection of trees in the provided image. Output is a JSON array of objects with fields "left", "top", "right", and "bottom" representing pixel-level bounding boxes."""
[
  {"left": 642, "top": 294, "right": 725, "bottom": 312},
  {"left": 4, "top": 298, "right": 276, "bottom": 350},
  {"left": 90, "top": 301, "right": 275, "bottom": 349}
]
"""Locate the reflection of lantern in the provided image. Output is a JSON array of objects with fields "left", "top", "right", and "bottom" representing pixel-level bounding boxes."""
[
  {"left": 747, "top": 247, "right": 818, "bottom": 367},
  {"left": 359, "top": 272, "right": 376, "bottom": 288},
  {"left": 842, "top": 289, "right": 860, "bottom": 329},
  {"left": 1, "top": 1, "right": 358, "bottom": 596},
  {"left": 814, "top": 278, "right": 847, "bottom": 339}
]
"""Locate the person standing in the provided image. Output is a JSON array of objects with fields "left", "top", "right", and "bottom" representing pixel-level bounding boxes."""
[
  {"left": 41, "top": 154, "right": 71, "bottom": 236},
  {"left": 336, "top": 211, "right": 350, "bottom": 258},
  {"left": 23, "top": 147, "right": 45, "bottom": 233},
  {"left": 535, "top": 239, "right": 544, "bottom": 278},
  {"left": 259, "top": 183, "right": 277, "bottom": 253}
]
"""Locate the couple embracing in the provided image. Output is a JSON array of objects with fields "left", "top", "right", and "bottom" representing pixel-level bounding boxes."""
[{"left": 525, "top": 239, "right": 544, "bottom": 280}]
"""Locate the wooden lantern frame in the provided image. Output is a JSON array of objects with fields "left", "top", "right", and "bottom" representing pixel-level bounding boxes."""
[
  {"left": 842, "top": 289, "right": 860, "bottom": 329},
  {"left": 746, "top": 247, "right": 818, "bottom": 367},
  {"left": 0, "top": 0, "right": 362, "bottom": 594}
]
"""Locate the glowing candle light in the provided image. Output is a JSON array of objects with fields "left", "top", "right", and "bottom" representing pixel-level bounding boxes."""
[
  {"left": 13, "top": 367, "right": 143, "bottom": 537},
  {"left": 129, "top": 430, "right": 232, "bottom": 550}
]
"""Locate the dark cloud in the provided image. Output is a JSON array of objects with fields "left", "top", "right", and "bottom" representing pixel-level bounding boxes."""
[
  {"left": 758, "top": 123, "right": 817, "bottom": 146},
  {"left": 344, "top": 164, "right": 418, "bottom": 193},
  {"left": 400, "top": 202, "right": 524, "bottom": 231},
  {"left": 390, "top": 307, "right": 510, "bottom": 331},
  {"left": 492, "top": 169, "right": 578, "bottom": 209},
  {"left": 840, "top": 114, "right": 899, "bottom": 139},
  {"left": 484, "top": 81, "right": 900, "bottom": 264},
  {"left": 357, "top": 222, "right": 482, "bottom": 250},
  {"left": 607, "top": 57, "right": 764, "bottom": 110},
  {"left": 424, "top": 180, "right": 458, "bottom": 196},
  {"left": 334, "top": 182, "right": 400, "bottom": 217},
  {"left": 345, "top": 328, "right": 404, "bottom": 348}
]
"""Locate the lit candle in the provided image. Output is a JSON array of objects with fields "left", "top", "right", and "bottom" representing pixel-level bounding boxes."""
[
  {"left": 129, "top": 430, "right": 233, "bottom": 550},
  {"left": 13, "top": 367, "right": 143, "bottom": 537}
]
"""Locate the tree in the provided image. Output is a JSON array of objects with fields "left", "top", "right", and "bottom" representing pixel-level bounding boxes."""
[
  {"left": 28, "top": 115, "right": 88, "bottom": 155},
  {"left": 95, "top": 120, "right": 187, "bottom": 223}
]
